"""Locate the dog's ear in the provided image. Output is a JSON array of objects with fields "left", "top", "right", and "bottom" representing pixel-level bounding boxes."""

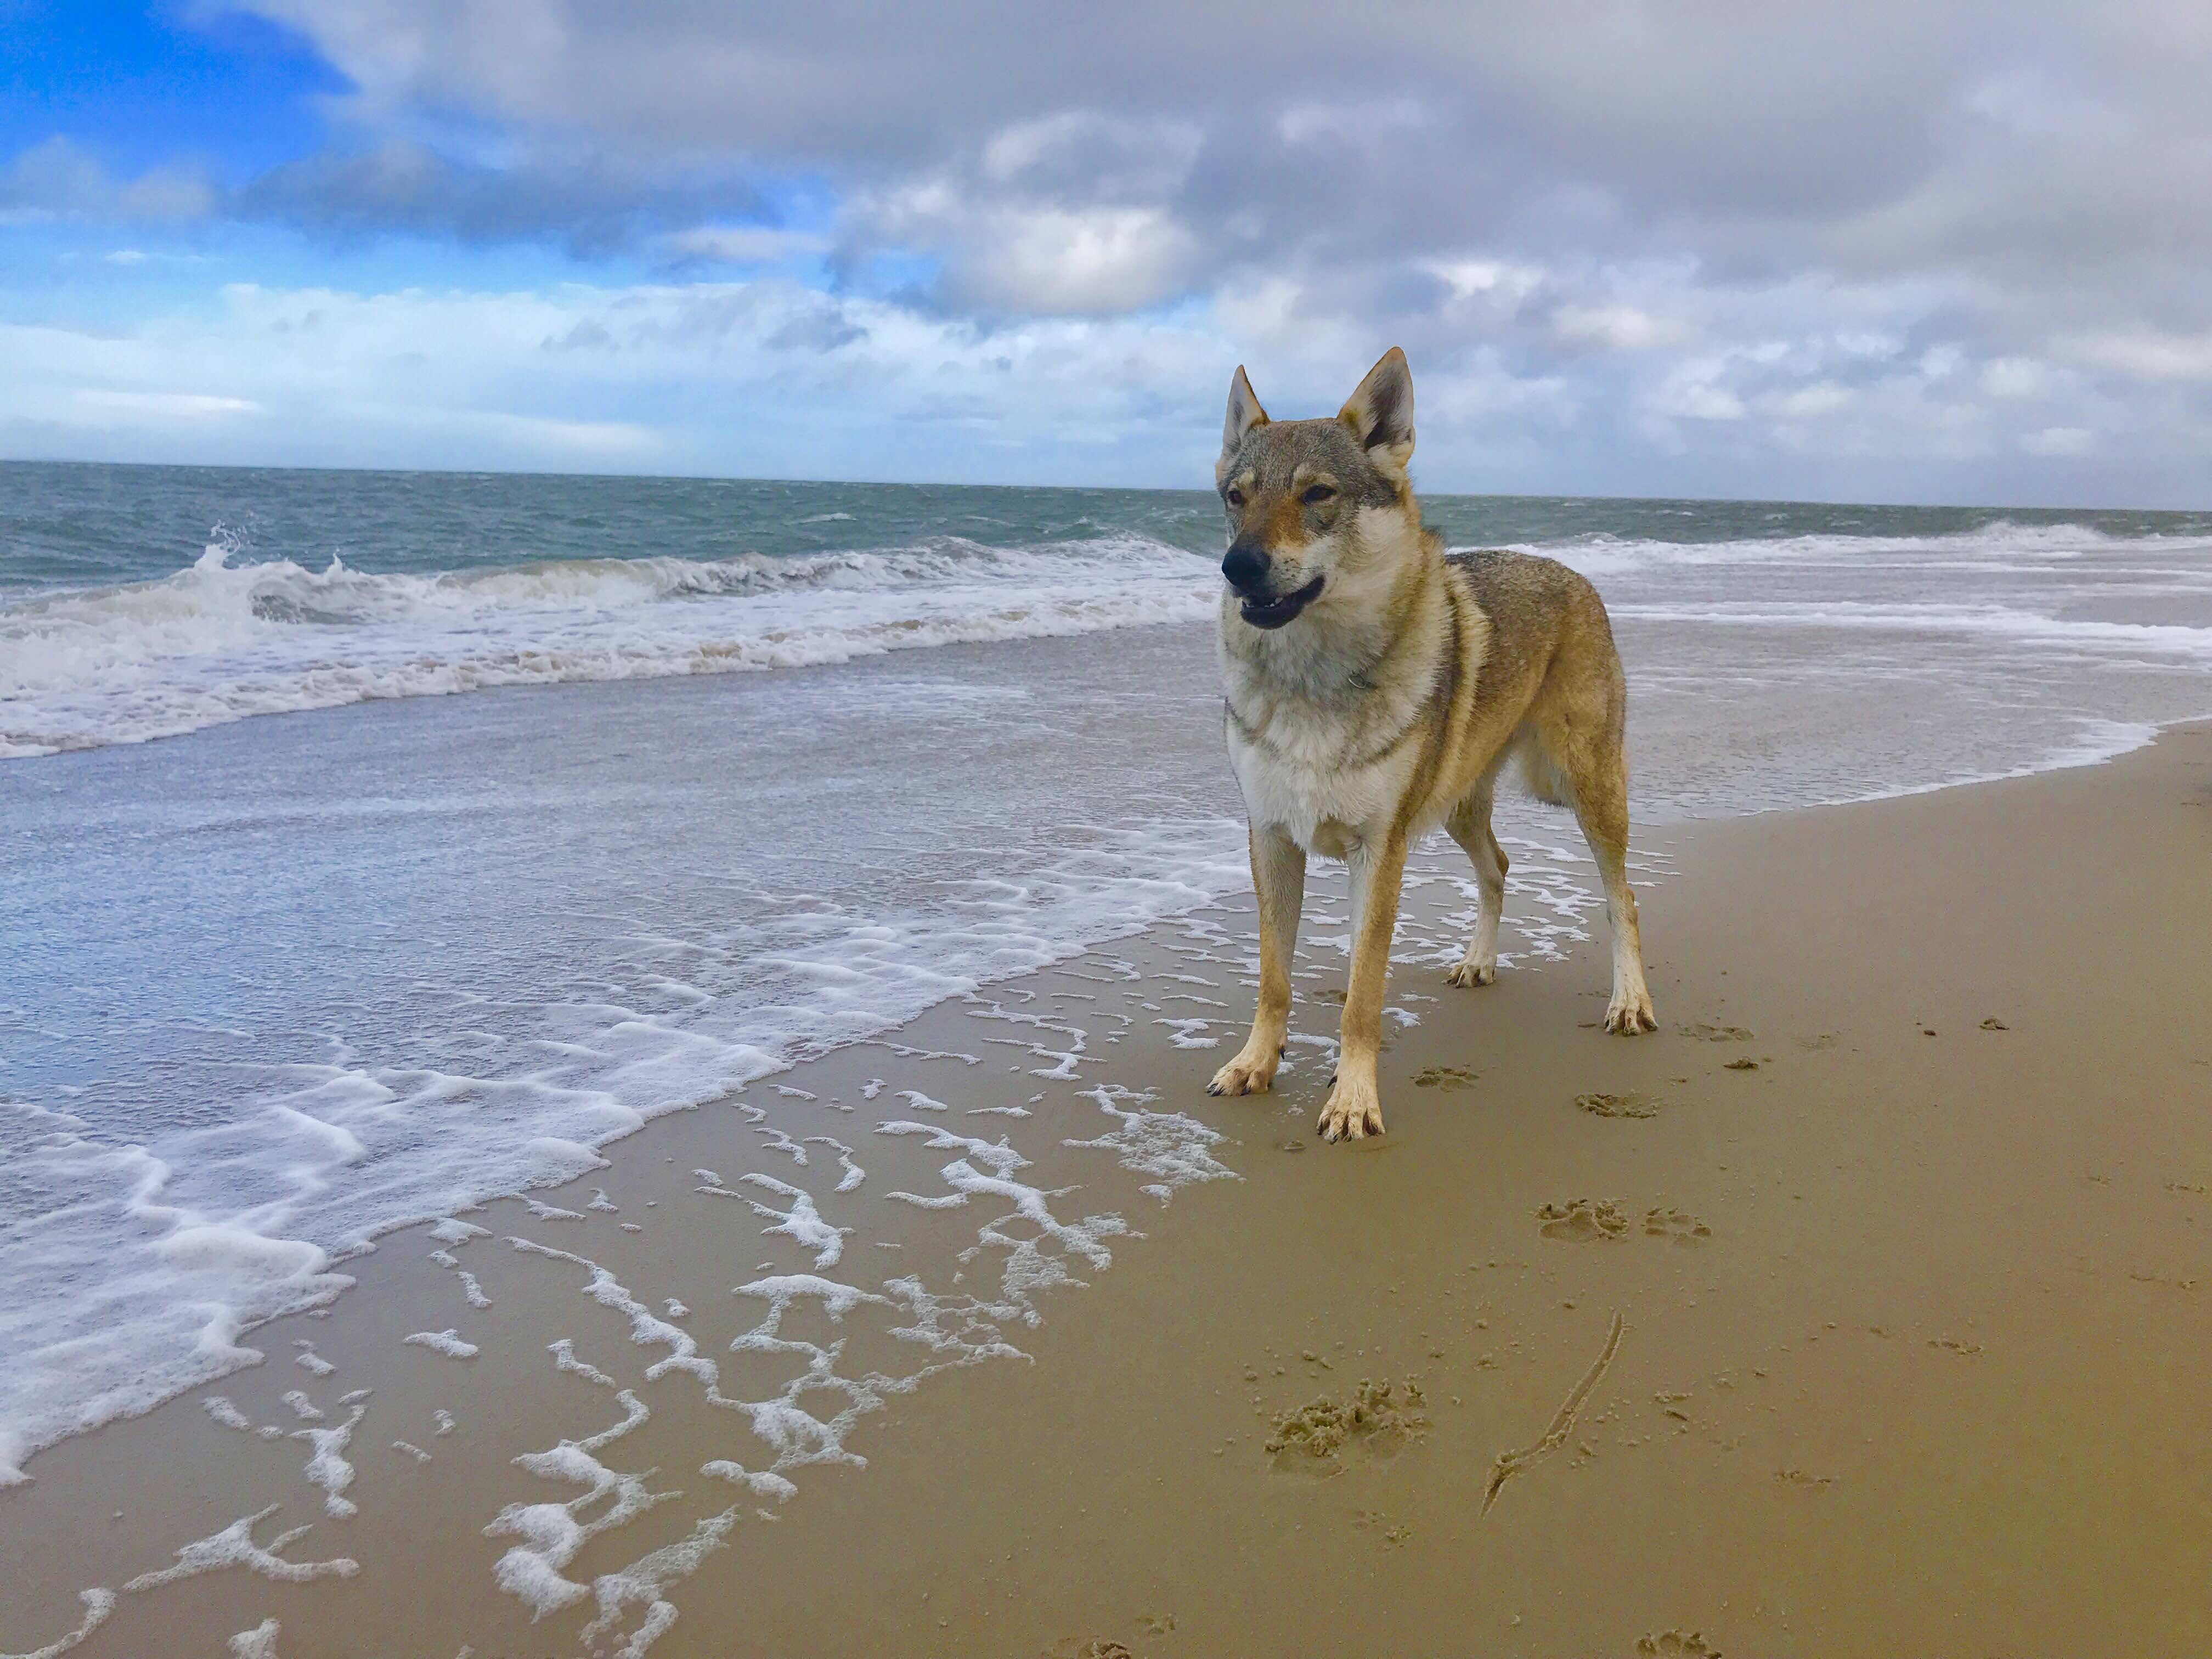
[
  {"left": 1218, "top": 365, "right": 1269, "bottom": 482},
  {"left": 1339, "top": 348, "right": 1414, "bottom": 475}
]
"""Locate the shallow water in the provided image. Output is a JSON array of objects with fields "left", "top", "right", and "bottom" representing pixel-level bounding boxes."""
[{"left": 5, "top": 464, "right": 2212, "bottom": 1485}]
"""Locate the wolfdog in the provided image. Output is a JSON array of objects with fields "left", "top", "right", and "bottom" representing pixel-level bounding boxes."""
[{"left": 1206, "top": 348, "right": 1657, "bottom": 1142}]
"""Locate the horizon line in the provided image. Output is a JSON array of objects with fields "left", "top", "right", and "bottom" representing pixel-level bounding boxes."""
[{"left": 3, "top": 454, "right": 2203, "bottom": 519}]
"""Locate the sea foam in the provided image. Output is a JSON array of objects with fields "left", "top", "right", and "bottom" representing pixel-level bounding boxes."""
[{"left": 0, "top": 534, "right": 1217, "bottom": 757}]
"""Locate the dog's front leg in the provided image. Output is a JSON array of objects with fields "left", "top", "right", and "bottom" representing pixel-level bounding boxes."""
[
  {"left": 1210, "top": 823, "right": 1306, "bottom": 1097},
  {"left": 1319, "top": 829, "right": 1408, "bottom": 1141}
]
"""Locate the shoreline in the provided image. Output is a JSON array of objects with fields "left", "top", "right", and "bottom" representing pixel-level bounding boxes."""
[
  {"left": 1, "top": 687, "right": 2185, "bottom": 1489},
  {"left": 4, "top": 722, "right": 2210, "bottom": 1658}
]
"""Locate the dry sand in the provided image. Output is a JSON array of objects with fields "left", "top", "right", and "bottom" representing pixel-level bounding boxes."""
[{"left": 5, "top": 724, "right": 2209, "bottom": 1659}]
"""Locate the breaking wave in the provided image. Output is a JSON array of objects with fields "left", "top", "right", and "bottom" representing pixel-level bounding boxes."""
[
  {"left": 10, "top": 512, "right": 2212, "bottom": 760},
  {"left": 0, "top": 534, "right": 1219, "bottom": 758}
]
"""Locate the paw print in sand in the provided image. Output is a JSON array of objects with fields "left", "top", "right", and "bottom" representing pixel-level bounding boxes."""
[
  {"left": 1644, "top": 1206, "right": 1711, "bottom": 1246},
  {"left": 1538, "top": 1198, "right": 1631, "bottom": 1241},
  {"left": 1577, "top": 1090, "right": 1661, "bottom": 1119}
]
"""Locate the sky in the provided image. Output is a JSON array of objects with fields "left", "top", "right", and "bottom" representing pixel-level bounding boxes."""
[{"left": 3, "top": 1, "right": 2210, "bottom": 505}]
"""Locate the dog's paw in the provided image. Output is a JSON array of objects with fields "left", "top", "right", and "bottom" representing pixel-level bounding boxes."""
[
  {"left": 1444, "top": 958, "right": 1497, "bottom": 989},
  {"left": 1316, "top": 1075, "right": 1385, "bottom": 1142},
  {"left": 1209, "top": 1045, "right": 1279, "bottom": 1097},
  {"left": 1605, "top": 989, "right": 1658, "bottom": 1035}
]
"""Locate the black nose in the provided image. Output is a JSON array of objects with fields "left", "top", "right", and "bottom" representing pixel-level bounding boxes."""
[{"left": 1222, "top": 543, "right": 1271, "bottom": 594}]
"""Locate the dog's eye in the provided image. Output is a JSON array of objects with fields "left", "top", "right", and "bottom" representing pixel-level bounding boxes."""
[
  {"left": 1302, "top": 484, "right": 1336, "bottom": 506},
  {"left": 1224, "top": 488, "right": 1245, "bottom": 509}
]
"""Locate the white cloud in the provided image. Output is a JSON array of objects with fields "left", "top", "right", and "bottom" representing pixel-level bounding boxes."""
[
  {"left": 1980, "top": 356, "right": 2057, "bottom": 398},
  {"left": 436, "top": 410, "right": 660, "bottom": 454},
  {"left": 1, "top": 138, "right": 212, "bottom": 224},
  {"left": 978, "top": 205, "right": 1195, "bottom": 314},
  {"left": 72, "top": 390, "right": 263, "bottom": 421},
  {"left": 2020, "top": 425, "right": 2095, "bottom": 456},
  {"left": 1425, "top": 259, "right": 1547, "bottom": 307},
  {"left": 7, "top": 261, "right": 2201, "bottom": 501},
  {"left": 1647, "top": 359, "right": 1746, "bottom": 421},
  {"left": 1765, "top": 381, "right": 1854, "bottom": 419},
  {"left": 1275, "top": 98, "right": 1436, "bottom": 148},
  {"left": 2, "top": 1, "right": 2204, "bottom": 500},
  {"left": 0, "top": 278, "right": 1232, "bottom": 478},
  {"left": 979, "top": 112, "right": 1200, "bottom": 198},
  {"left": 659, "top": 225, "right": 826, "bottom": 263},
  {"left": 1551, "top": 303, "right": 1689, "bottom": 352},
  {"left": 1916, "top": 343, "right": 1963, "bottom": 378},
  {"left": 2061, "top": 329, "right": 2212, "bottom": 382},
  {"left": 864, "top": 189, "right": 1198, "bottom": 315}
]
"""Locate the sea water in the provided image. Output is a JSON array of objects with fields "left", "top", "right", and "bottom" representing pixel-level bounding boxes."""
[{"left": 4, "top": 460, "right": 2211, "bottom": 1482}]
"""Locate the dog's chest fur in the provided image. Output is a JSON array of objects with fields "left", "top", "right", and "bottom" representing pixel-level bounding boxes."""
[{"left": 1218, "top": 562, "right": 1474, "bottom": 858}]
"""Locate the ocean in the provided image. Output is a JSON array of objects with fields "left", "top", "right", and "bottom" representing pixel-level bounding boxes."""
[{"left": 4, "top": 459, "right": 2211, "bottom": 1484}]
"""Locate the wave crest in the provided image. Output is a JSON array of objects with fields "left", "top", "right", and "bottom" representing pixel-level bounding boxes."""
[{"left": 0, "top": 535, "right": 1217, "bottom": 758}]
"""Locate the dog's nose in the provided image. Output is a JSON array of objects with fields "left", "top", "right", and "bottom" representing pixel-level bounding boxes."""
[{"left": 1222, "top": 543, "right": 1271, "bottom": 594}]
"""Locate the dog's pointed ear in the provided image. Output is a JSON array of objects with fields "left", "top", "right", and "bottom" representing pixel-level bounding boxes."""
[
  {"left": 1339, "top": 348, "right": 1414, "bottom": 474},
  {"left": 1218, "top": 365, "right": 1269, "bottom": 481}
]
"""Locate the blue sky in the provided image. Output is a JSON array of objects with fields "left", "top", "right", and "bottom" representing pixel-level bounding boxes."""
[
  {"left": 0, "top": 3, "right": 336, "bottom": 178},
  {"left": 4, "top": 0, "right": 2210, "bottom": 505}
]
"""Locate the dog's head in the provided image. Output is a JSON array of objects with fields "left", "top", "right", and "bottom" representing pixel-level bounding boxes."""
[{"left": 1214, "top": 348, "right": 1418, "bottom": 631}]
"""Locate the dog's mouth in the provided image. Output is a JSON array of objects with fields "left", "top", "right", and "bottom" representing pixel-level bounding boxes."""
[{"left": 1238, "top": 575, "right": 1325, "bottom": 630}]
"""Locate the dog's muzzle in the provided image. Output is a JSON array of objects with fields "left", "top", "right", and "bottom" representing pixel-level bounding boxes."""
[
  {"left": 1222, "top": 540, "right": 1323, "bottom": 629},
  {"left": 1221, "top": 543, "right": 1269, "bottom": 594},
  {"left": 1234, "top": 574, "right": 1325, "bottom": 630}
]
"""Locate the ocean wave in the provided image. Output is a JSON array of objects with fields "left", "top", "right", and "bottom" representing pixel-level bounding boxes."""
[
  {"left": 0, "top": 535, "right": 1219, "bottom": 758},
  {"left": 1495, "top": 519, "right": 2212, "bottom": 579},
  {"left": 13, "top": 512, "right": 2212, "bottom": 759},
  {"left": 1608, "top": 599, "right": 2212, "bottom": 656}
]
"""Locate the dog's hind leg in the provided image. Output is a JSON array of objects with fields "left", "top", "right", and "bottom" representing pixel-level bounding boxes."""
[
  {"left": 1582, "top": 789, "right": 1657, "bottom": 1035},
  {"left": 1535, "top": 687, "right": 1657, "bottom": 1036},
  {"left": 1443, "top": 775, "right": 1509, "bottom": 988},
  {"left": 1211, "top": 823, "right": 1306, "bottom": 1096}
]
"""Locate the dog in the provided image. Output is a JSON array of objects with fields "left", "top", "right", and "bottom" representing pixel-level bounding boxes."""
[{"left": 1206, "top": 348, "right": 1657, "bottom": 1142}]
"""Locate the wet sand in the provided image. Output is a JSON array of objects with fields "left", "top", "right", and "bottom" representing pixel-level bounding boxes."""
[{"left": 5, "top": 724, "right": 2210, "bottom": 1658}]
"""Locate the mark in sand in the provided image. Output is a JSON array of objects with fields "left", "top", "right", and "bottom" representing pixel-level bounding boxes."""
[
  {"left": 1538, "top": 1198, "right": 1631, "bottom": 1241},
  {"left": 1352, "top": 1510, "right": 1415, "bottom": 1547},
  {"left": 1265, "top": 1379, "right": 1429, "bottom": 1468},
  {"left": 1776, "top": 1468, "right": 1835, "bottom": 1490},
  {"left": 1414, "top": 1064, "right": 1476, "bottom": 1090},
  {"left": 1644, "top": 1207, "right": 1711, "bottom": 1246},
  {"left": 1483, "top": 1310, "right": 1624, "bottom": 1514},
  {"left": 1722, "top": 1058, "right": 1760, "bottom": 1071},
  {"left": 1637, "top": 1634, "right": 1721, "bottom": 1658},
  {"left": 1677, "top": 1023, "right": 1753, "bottom": 1042},
  {"left": 1577, "top": 1091, "right": 1661, "bottom": 1119}
]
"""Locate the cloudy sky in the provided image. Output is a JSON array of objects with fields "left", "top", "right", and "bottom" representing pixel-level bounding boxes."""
[{"left": 4, "top": 1, "right": 2209, "bottom": 505}]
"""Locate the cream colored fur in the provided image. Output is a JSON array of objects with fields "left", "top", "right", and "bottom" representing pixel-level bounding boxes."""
[{"left": 1207, "top": 349, "right": 1657, "bottom": 1142}]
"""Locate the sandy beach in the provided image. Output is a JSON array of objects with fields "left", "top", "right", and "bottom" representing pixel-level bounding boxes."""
[
  {"left": 5, "top": 719, "right": 2207, "bottom": 1658},
  {"left": 13, "top": 4, "right": 2212, "bottom": 1652}
]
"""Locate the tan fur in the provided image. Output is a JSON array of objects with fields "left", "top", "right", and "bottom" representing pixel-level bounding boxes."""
[{"left": 1206, "top": 350, "right": 1657, "bottom": 1142}]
